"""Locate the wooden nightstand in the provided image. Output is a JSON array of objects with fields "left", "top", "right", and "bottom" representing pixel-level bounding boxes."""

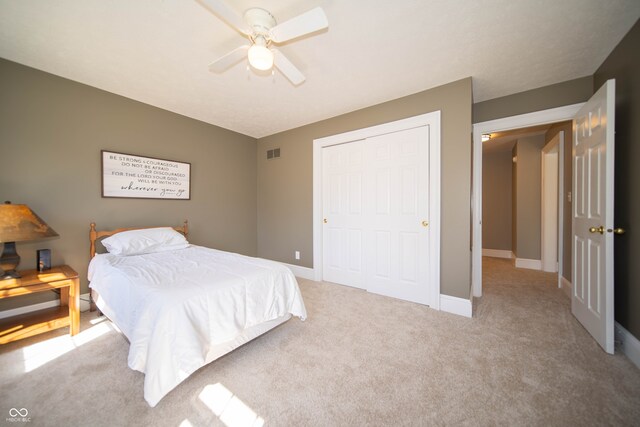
[{"left": 0, "top": 265, "right": 80, "bottom": 344}]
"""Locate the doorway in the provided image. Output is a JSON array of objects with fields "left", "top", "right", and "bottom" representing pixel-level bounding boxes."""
[{"left": 472, "top": 104, "right": 583, "bottom": 299}]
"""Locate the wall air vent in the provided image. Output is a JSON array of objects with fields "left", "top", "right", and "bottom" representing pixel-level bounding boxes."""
[{"left": 267, "top": 148, "right": 281, "bottom": 160}]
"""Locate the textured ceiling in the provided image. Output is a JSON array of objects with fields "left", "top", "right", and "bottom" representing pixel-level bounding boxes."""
[{"left": 0, "top": 0, "right": 638, "bottom": 138}]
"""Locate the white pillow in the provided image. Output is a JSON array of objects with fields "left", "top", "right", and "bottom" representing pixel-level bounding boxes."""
[{"left": 102, "top": 227, "right": 189, "bottom": 256}]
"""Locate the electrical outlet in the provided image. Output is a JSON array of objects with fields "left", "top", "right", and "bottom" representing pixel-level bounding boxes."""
[
  {"left": 567, "top": 191, "right": 572, "bottom": 203},
  {"left": 295, "top": 251, "right": 300, "bottom": 260}
]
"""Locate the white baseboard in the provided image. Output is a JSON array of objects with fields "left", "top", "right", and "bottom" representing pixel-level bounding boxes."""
[
  {"left": 515, "top": 258, "right": 542, "bottom": 270},
  {"left": 281, "top": 263, "right": 315, "bottom": 280},
  {"left": 0, "top": 293, "right": 90, "bottom": 319},
  {"left": 482, "top": 249, "right": 513, "bottom": 259},
  {"left": 440, "top": 294, "right": 472, "bottom": 318},
  {"left": 560, "top": 276, "right": 572, "bottom": 299},
  {"left": 615, "top": 322, "right": 640, "bottom": 370}
]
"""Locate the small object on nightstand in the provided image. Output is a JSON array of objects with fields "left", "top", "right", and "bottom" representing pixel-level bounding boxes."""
[{"left": 37, "top": 249, "right": 51, "bottom": 271}]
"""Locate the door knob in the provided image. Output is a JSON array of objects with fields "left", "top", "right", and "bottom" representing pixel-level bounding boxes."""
[
  {"left": 323, "top": 218, "right": 327, "bottom": 224},
  {"left": 421, "top": 221, "right": 429, "bottom": 227},
  {"left": 607, "top": 227, "right": 626, "bottom": 235},
  {"left": 589, "top": 226, "right": 604, "bottom": 234}
]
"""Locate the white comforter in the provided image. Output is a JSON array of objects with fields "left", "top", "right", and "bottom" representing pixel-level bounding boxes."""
[{"left": 88, "top": 245, "right": 307, "bottom": 407}]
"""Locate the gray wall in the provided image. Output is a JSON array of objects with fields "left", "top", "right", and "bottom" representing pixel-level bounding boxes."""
[
  {"left": 474, "top": 76, "right": 594, "bottom": 123},
  {"left": 594, "top": 19, "right": 640, "bottom": 340},
  {"left": 0, "top": 59, "right": 258, "bottom": 310},
  {"left": 482, "top": 150, "right": 512, "bottom": 251},
  {"left": 544, "top": 121, "right": 573, "bottom": 281},
  {"left": 257, "top": 78, "right": 473, "bottom": 299},
  {"left": 514, "top": 135, "right": 546, "bottom": 260}
]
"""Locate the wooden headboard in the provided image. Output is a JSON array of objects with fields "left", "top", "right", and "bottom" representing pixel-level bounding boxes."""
[{"left": 89, "top": 220, "right": 189, "bottom": 258}]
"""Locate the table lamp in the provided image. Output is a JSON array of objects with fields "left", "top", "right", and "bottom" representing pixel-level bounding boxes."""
[{"left": 0, "top": 201, "right": 59, "bottom": 279}]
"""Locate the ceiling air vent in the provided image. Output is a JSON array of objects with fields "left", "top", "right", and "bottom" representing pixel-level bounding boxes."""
[{"left": 267, "top": 148, "right": 281, "bottom": 160}]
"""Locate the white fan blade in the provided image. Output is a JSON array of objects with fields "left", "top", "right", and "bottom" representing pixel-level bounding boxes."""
[
  {"left": 195, "top": 0, "right": 249, "bottom": 35},
  {"left": 273, "top": 49, "right": 305, "bottom": 86},
  {"left": 270, "top": 7, "right": 328, "bottom": 43},
  {"left": 208, "top": 45, "right": 249, "bottom": 72}
]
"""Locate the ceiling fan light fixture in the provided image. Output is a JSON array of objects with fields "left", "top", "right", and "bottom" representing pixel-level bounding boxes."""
[
  {"left": 201, "top": 1, "right": 328, "bottom": 85},
  {"left": 248, "top": 44, "right": 274, "bottom": 71}
]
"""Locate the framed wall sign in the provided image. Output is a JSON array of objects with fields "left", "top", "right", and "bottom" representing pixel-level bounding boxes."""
[{"left": 101, "top": 150, "right": 191, "bottom": 200}]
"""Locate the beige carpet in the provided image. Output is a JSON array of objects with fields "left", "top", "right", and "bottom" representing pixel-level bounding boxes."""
[{"left": 1, "top": 257, "right": 639, "bottom": 426}]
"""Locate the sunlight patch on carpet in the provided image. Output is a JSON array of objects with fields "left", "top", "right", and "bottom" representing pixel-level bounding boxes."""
[
  {"left": 21, "top": 321, "right": 114, "bottom": 372},
  {"left": 199, "top": 383, "right": 265, "bottom": 427}
]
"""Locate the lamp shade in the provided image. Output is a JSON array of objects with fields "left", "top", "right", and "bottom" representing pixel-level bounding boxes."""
[{"left": 0, "top": 202, "right": 59, "bottom": 243}]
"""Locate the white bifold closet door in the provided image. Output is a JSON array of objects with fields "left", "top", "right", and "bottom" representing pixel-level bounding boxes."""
[
  {"left": 322, "top": 139, "right": 366, "bottom": 289},
  {"left": 322, "top": 126, "right": 430, "bottom": 305}
]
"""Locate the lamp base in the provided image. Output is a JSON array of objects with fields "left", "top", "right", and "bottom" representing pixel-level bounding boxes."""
[
  {"left": 0, "top": 241, "right": 21, "bottom": 280},
  {"left": 1, "top": 270, "right": 21, "bottom": 280}
]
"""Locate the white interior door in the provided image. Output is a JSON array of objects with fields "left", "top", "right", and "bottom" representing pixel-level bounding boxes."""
[
  {"left": 322, "top": 140, "right": 365, "bottom": 289},
  {"left": 321, "top": 126, "right": 430, "bottom": 305},
  {"left": 572, "top": 79, "right": 615, "bottom": 354},
  {"left": 364, "top": 127, "right": 430, "bottom": 304}
]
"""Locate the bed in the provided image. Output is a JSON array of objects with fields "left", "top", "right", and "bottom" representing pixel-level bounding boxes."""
[{"left": 87, "top": 221, "right": 307, "bottom": 407}]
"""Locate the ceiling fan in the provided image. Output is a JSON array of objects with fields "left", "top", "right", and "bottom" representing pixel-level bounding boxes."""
[{"left": 196, "top": 0, "right": 329, "bottom": 86}]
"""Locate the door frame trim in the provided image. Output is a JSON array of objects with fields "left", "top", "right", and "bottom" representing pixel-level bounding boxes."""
[
  {"left": 541, "top": 131, "right": 564, "bottom": 278},
  {"left": 472, "top": 103, "right": 584, "bottom": 298},
  {"left": 313, "top": 111, "right": 442, "bottom": 309}
]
